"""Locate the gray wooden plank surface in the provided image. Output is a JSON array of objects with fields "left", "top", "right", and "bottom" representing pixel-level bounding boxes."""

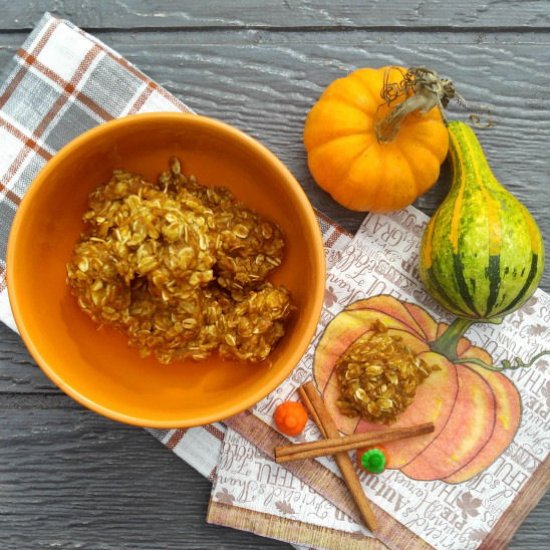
[
  {"left": 1, "top": 1, "right": 549, "bottom": 549},
  {"left": 2, "top": 320, "right": 550, "bottom": 549},
  {"left": 0, "top": 28, "right": 549, "bottom": 285},
  {"left": 0, "top": 396, "right": 290, "bottom": 549},
  {"left": 1, "top": 0, "right": 550, "bottom": 30}
]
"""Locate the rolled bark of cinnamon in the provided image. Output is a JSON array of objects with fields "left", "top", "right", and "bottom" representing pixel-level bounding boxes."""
[
  {"left": 297, "top": 381, "right": 378, "bottom": 532},
  {"left": 275, "top": 421, "right": 434, "bottom": 463}
]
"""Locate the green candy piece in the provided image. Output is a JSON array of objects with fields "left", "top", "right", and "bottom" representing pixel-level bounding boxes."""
[{"left": 361, "top": 448, "right": 386, "bottom": 474}]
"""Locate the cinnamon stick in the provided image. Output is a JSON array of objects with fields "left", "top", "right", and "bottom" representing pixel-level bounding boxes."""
[
  {"left": 298, "top": 382, "right": 378, "bottom": 532},
  {"left": 275, "top": 421, "right": 434, "bottom": 463}
]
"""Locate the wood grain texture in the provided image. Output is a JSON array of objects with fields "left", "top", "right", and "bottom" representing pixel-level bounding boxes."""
[
  {"left": 0, "top": 1, "right": 549, "bottom": 548},
  {"left": 0, "top": 400, "right": 289, "bottom": 549},
  {"left": 0, "top": 365, "right": 549, "bottom": 549},
  {"left": 1, "top": 29, "right": 548, "bottom": 285},
  {"left": 1, "top": 0, "right": 550, "bottom": 30}
]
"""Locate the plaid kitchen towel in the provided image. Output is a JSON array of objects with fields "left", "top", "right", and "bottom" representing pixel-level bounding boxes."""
[
  {"left": 0, "top": 12, "right": 186, "bottom": 329},
  {"left": 0, "top": 12, "right": 352, "bottom": 482}
]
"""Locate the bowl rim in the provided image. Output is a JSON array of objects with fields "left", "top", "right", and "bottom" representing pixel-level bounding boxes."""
[{"left": 7, "top": 112, "right": 326, "bottom": 428}]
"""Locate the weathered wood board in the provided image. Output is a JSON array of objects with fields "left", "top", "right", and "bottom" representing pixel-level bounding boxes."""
[{"left": 1, "top": 2, "right": 549, "bottom": 548}]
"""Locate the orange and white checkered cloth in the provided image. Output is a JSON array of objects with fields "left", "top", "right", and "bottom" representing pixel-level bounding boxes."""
[
  {"left": 0, "top": 12, "right": 188, "bottom": 329},
  {"left": 0, "top": 12, "right": 351, "bottom": 480}
]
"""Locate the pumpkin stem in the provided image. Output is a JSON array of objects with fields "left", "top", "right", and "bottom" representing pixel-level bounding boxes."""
[
  {"left": 429, "top": 317, "right": 474, "bottom": 361},
  {"left": 455, "top": 350, "right": 550, "bottom": 372},
  {"left": 375, "top": 67, "right": 456, "bottom": 143},
  {"left": 431, "top": 317, "right": 550, "bottom": 372}
]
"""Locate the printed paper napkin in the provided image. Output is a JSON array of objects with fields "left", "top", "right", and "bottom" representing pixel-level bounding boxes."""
[{"left": 209, "top": 206, "right": 550, "bottom": 550}]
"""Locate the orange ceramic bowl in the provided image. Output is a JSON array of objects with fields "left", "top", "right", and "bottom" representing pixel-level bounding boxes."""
[{"left": 7, "top": 113, "right": 325, "bottom": 428}]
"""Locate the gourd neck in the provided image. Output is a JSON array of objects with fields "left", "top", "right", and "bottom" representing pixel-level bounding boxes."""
[
  {"left": 375, "top": 68, "right": 455, "bottom": 143},
  {"left": 430, "top": 317, "right": 474, "bottom": 361},
  {"left": 447, "top": 120, "right": 494, "bottom": 189}
]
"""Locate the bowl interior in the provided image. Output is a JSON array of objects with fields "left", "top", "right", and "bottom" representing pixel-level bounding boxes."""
[{"left": 8, "top": 114, "right": 325, "bottom": 427}]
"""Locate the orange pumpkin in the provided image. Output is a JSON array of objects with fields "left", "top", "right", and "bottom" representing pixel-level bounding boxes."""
[
  {"left": 313, "top": 295, "right": 521, "bottom": 483},
  {"left": 303, "top": 66, "right": 449, "bottom": 212}
]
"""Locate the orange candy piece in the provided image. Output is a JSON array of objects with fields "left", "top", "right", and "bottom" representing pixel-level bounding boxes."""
[{"left": 274, "top": 401, "right": 308, "bottom": 436}]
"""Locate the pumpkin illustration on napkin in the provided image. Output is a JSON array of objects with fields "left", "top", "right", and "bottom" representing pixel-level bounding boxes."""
[{"left": 313, "top": 295, "right": 522, "bottom": 483}]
